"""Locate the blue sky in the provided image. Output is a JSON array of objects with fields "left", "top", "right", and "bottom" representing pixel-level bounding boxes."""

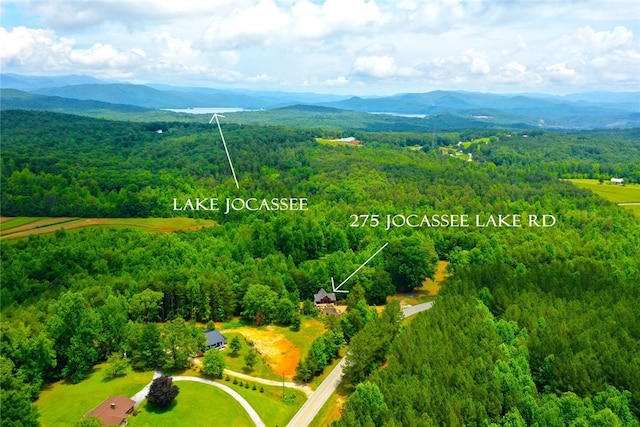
[{"left": 1, "top": 0, "right": 638, "bottom": 95}]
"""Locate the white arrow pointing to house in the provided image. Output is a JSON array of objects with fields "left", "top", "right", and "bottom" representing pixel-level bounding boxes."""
[
  {"left": 331, "top": 242, "right": 389, "bottom": 293},
  {"left": 209, "top": 112, "right": 240, "bottom": 189}
]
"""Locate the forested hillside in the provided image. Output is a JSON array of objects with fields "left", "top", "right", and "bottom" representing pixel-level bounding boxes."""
[{"left": 1, "top": 110, "right": 639, "bottom": 426}]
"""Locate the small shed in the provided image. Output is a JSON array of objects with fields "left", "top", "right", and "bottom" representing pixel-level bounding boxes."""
[
  {"left": 611, "top": 178, "right": 625, "bottom": 185},
  {"left": 85, "top": 395, "right": 135, "bottom": 426},
  {"left": 314, "top": 288, "right": 336, "bottom": 306},
  {"left": 205, "top": 330, "right": 227, "bottom": 350}
]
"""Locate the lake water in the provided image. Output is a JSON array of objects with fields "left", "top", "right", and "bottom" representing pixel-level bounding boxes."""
[
  {"left": 369, "top": 112, "right": 427, "bottom": 118},
  {"left": 163, "top": 107, "right": 250, "bottom": 114}
]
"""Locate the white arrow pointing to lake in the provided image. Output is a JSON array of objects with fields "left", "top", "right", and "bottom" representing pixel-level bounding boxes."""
[
  {"left": 209, "top": 112, "right": 240, "bottom": 189},
  {"left": 331, "top": 242, "right": 389, "bottom": 293}
]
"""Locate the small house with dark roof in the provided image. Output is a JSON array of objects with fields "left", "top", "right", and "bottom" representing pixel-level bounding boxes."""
[
  {"left": 205, "top": 330, "right": 227, "bottom": 350},
  {"left": 314, "top": 288, "right": 336, "bottom": 306},
  {"left": 85, "top": 395, "right": 135, "bottom": 426}
]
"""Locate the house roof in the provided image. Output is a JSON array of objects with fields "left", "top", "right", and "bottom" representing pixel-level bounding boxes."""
[
  {"left": 314, "top": 288, "right": 336, "bottom": 303},
  {"left": 86, "top": 395, "right": 135, "bottom": 426},
  {"left": 205, "top": 330, "right": 226, "bottom": 347}
]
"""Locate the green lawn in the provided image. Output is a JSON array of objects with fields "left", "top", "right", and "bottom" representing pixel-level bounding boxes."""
[
  {"left": 570, "top": 179, "right": 640, "bottom": 217},
  {"left": 462, "top": 137, "right": 491, "bottom": 149},
  {"left": 0, "top": 216, "right": 47, "bottom": 229},
  {"left": 36, "top": 364, "right": 154, "bottom": 427},
  {"left": 570, "top": 179, "right": 640, "bottom": 203},
  {"left": 129, "top": 381, "right": 253, "bottom": 427},
  {"left": 0, "top": 217, "right": 217, "bottom": 239},
  {"left": 221, "top": 332, "right": 281, "bottom": 381},
  {"left": 219, "top": 377, "right": 306, "bottom": 427}
]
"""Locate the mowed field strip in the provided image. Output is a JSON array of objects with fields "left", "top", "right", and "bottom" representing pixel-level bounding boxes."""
[
  {"left": 569, "top": 179, "right": 640, "bottom": 217},
  {"left": 0, "top": 217, "right": 217, "bottom": 239}
]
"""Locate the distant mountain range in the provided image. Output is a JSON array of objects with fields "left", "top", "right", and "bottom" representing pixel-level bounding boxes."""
[{"left": 1, "top": 73, "right": 638, "bottom": 129}]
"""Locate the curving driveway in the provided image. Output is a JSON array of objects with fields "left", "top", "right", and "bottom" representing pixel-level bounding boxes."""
[
  {"left": 172, "top": 376, "right": 266, "bottom": 427},
  {"left": 131, "top": 372, "right": 266, "bottom": 427}
]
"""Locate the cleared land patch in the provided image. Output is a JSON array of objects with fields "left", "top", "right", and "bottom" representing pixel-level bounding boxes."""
[
  {"left": 219, "top": 318, "right": 326, "bottom": 381},
  {"left": 570, "top": 179, "right": 640, "bottom": 217},
  {"left": 223, "top": 327, "right": 301, "bottom": 379},
  {"left": 0, "top": 217, "right": 217, "bottom": 239}
]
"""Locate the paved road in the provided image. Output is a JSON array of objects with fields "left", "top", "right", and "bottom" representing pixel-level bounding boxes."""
[
  {"left": 172, "top": 376, "right": 266, "bottom": 427},
  {"left": 224, "top": 368, "right": 313, "bottom": 397},
  {"left": 131, "top": 370, "right": 162, "bottom": 408},
  {"left": 402, "top": 301, "right": 434, "bottom": 317},
  {"left": 286, "top": 301, "right": 435, "bottom": 427}
]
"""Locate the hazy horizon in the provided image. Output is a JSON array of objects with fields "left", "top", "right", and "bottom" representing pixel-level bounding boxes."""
[{"left": 1, "top": 1, "right": 638, "bottom": 96}]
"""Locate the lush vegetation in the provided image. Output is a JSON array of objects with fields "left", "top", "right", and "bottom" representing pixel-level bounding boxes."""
[{"left": 1, "top": 109, "right": 639, "bottom": 426}]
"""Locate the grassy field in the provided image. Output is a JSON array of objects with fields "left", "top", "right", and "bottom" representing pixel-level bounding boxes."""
[
  {"left": 309, "top": 382, "right": 350, "bottom": 427},
  {"left": 36, "top": 364, "right": 154, "bottom": 427},
  {"left": 462, "top": 136, "right": 491, "bottom": 149},
  {"left": 218, "top": 377, "right": 306, "bottom": 427},
  {"left": 0, "top": 217, "right": 217, "bottom": 239},
  {"left": 129, "top": 381, "right": 253, "bottom": 427},
  {"left": 569, "top": 179, "right": 640, "bottom": 217}
]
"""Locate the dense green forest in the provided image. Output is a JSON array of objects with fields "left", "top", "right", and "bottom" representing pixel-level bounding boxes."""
[{"left": 1, "top": 110, "right": 639, "bottom": 426}]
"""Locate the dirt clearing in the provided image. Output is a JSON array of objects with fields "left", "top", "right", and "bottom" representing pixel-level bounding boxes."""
[{"left": 224, "top": 326, "right": 300, "bottom": 378}]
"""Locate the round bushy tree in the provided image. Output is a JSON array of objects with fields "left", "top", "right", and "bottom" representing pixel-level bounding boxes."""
[
  {"left": 146, "top": 375, "right": 179, "bottom": 409},
  {"left": 202, "top": 349, "right": 226, "bottom": 378}
]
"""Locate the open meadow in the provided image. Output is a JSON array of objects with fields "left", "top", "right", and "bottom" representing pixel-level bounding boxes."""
[
  {"left": 569, "top": 179, "right": 640, "bottom": 217},
  {"left": 0, "top": 217, "right": 217, "bottom": 239}
]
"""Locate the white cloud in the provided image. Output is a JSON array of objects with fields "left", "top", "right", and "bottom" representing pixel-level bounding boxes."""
[
  {"left": 69, "top": 43, "right": 146, "bottom": 68},
  {"left": 153, "top": 32, "right": 202, "bottom": 65},
  {"left": 292, "top": 0, "right": 385, "bottom": 39},
  {"left": 0, "top": 26, "right": 73, "bottom": 68},
  {"left": 414, "top": 49, "right": 490, "bottom": 84},
  {"left": 2, "top": 1, "right": 639, "bottom": 93},
  {"left": 547, "top": 25, "right": 640, "bottom": 88},
  {"left": 324, "top": 75, "right": 349, "bottom": 86},
  {"left": 571, "top": 25, "right": 634, "bottom": 52},
  {"left": 352, "top": 55, "right": 398, "bottom": 78},
  {"left": 28, "top": 0, "right": 243, "bottom": 30},
  {"left": 492, "top": 61, "right": 543, "bottom": 86},
  {"left": 545, "top": 62, "right": 582, "bottom": 84},
  {"left": 203, "top": 0, "right": 290, "bottom": 47}
]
